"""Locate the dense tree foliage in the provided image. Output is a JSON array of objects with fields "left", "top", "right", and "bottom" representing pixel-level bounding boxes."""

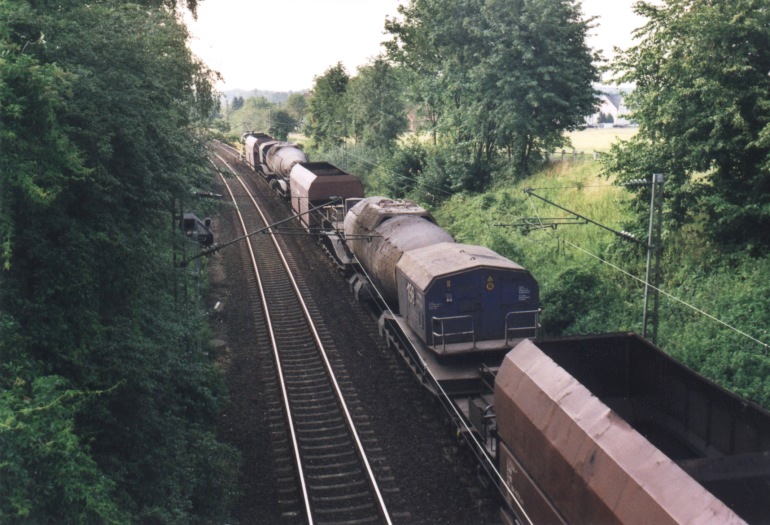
[
  {"left": 346, "top": 58, "right": 407, "bottom": 151},
  {"left": 225, "top": 96, "right": 299, "bottom": 140},
  {"left": 229, "top": 95, "right": 274, "bottom": 134},
  {"left": 0, "top": 0, "right": 237, "bottom": 522},
  {"left": 231, "top": 95, "right": 246, "bottom": 111},
  {"left": 605, "top": 0, "right": 770, "bottom": 253},
  {"left": 377, "top": 138, "right": 429, "bottom": 198},
  {"left": 385, "top": 0, "right": 600, "bottom": 181},
  {"left": 305, "top": 62, "right": 350, "bottom": 147},
  {"left": 269, "top": 108, "right": 298, "bottom": 140},
  {"left": 301, "top": 59, "right": 407, "bottom": 184},
  {"left": 285, "top": 92, "right": 308, "bottom": 124}
]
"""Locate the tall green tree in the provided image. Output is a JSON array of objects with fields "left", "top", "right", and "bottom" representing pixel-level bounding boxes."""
[
  {"left": 386, "top": 0, "right": 599, "bottom": 181},
  {"left": 473, "top": 0, "right": 600, "bottom": 171},
  {"left": 0, "top": 0, "right": 237, "bottom": 522},
  {"left": 346, "top": 57, "right": 407, "bottom": 151},
  {"left": 306, "top": 62, "right": 350, "bottom": 147},
  {"left": 0, "top": 8, "right": 126, "bottom": 520},
  {"left": 269, "top": 108, "right": 298, "bottom": 140},
  {"left": 285, "top": 92, "right": 308, "bottom": 123},
  {"left": 605, "top": 0, "right": 770, "bottom": 252},
  {"left": 385, "top": 0, "right": 474, "bottom": 144}
]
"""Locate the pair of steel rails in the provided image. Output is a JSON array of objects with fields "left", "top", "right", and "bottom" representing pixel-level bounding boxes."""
[{"left": 213, "top": 150, "right": 392, "bottom": 525}]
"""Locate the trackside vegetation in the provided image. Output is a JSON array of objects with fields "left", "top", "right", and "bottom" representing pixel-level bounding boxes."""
[{"left": 0, "top": 0, "right": 238, "bottom": 522}]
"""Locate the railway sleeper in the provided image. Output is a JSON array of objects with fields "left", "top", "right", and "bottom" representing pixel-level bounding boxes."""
[
  {"left": 308, "top": 479, "right": 367, "bottom": 491},
  {"left": 313, "top": 492, "right": 375, "bottom": 503},
  {"left": 313, "top": 502, "right": 377, "bottom": 515},
  {"left": 307, "top": 467, "right": 364, "bottom": 479}
]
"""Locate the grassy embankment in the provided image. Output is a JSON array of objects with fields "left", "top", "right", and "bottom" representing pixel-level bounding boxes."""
[{"left": 432, "top": 127, "right": 770, "bottom": 408}]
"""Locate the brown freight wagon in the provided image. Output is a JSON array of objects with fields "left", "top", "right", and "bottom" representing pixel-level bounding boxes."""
[
  {"left": 289, "top": 162, "right": 364, "bottom": 231},
  {"left": 495, "top": 333, "right": 770, "bottom": 525}
]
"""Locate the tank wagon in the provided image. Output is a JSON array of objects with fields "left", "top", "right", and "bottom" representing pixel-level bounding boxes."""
[
  {"left": 242, "top": 132, "right": 308, "bottom": 197},
  {"left": 344, "top": 197, "right": 454, "bottom": 304}
]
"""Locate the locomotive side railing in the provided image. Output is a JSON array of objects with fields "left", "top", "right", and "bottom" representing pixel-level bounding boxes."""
[
  {"left": 431, "top": 315, "right": 475, "bottom": 351},
  {"left": 504, "top": 309, "right": 541, "bottom": 343}
]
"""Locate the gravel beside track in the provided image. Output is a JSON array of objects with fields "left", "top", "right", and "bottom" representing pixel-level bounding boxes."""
[{"left": 206, "top": 149, "right": 500, "bottom": 524}]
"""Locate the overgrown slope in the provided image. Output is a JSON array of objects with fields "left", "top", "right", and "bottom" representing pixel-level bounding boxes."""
[{"left": 432, "top": 161, "right": 770, "bottom": 408}]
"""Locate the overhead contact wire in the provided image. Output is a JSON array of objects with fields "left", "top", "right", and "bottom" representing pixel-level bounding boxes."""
[{"left": 524, "top": 193, "right": 770, "bottom": 353}]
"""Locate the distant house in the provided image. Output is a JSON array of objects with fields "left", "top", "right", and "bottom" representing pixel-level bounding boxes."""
[{"left": 587, "top": 92, "right": 633, "bottom": 127}]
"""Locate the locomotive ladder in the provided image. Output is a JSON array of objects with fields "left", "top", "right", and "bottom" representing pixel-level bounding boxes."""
[{"left": 216, "top": 156, "right": 392, "bottom": 525}]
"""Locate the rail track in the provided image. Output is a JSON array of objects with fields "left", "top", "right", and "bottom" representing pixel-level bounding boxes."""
[{"left": 211, "top": 152, "right": 392, "bottom": 525}]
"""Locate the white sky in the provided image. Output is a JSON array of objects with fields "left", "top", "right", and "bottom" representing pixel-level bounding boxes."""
[{"left": 185, "top": 0, "right": 647, "bottom": 92}]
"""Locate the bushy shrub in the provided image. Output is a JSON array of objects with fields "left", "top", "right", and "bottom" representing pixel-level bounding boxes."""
[
  {"left": 378, "top": 138, "right": 428, "bottom": 198},
  {"left": 416, "top": 146, "right": 492, "bottom": 202}
]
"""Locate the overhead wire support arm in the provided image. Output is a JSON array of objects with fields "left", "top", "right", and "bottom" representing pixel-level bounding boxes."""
[
  {"left": 496, "top": 217, "right": 587, "bottom": 233},
  {"left": 178, "top": 197, "right": 342, "bottom": 266},
  {"left": 524, "top": 188, "right": 644, "bottom": 245}
]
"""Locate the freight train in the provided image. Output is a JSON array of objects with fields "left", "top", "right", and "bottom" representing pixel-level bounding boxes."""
[{"left": 238, "top": 134, "right": 770, "bottom": 524}]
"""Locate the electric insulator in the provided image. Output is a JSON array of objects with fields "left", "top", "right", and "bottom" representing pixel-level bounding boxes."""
[{"left": 622, "top": 178, "right": 649, "bottom": 187}]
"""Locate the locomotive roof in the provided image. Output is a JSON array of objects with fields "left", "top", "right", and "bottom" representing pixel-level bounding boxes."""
[{"left": 397, "top": 242, "right": 529, "bottom": 290}]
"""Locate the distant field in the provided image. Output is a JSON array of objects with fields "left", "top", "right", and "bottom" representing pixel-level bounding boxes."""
[
  {"left": 565, "top": 127, "right": 638, "bottom": 153},
  {"left": 288, "top": 128, "right": 638, "bottom": 154}
]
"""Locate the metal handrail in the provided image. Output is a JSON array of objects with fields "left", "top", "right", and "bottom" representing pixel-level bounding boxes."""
[
  {"left": 505, "top": 309, "right": 541, "bottom": 343},
  {"left": 432, "top": 310, "right": 541, "bottom": 351},
  {"left": 431, "top": 315, "right": 475, "bottom": 352}
]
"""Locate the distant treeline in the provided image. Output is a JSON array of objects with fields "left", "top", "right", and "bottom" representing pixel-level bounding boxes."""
[{"left": 222, "top": 88, "right": 305, "bottom": 106}]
